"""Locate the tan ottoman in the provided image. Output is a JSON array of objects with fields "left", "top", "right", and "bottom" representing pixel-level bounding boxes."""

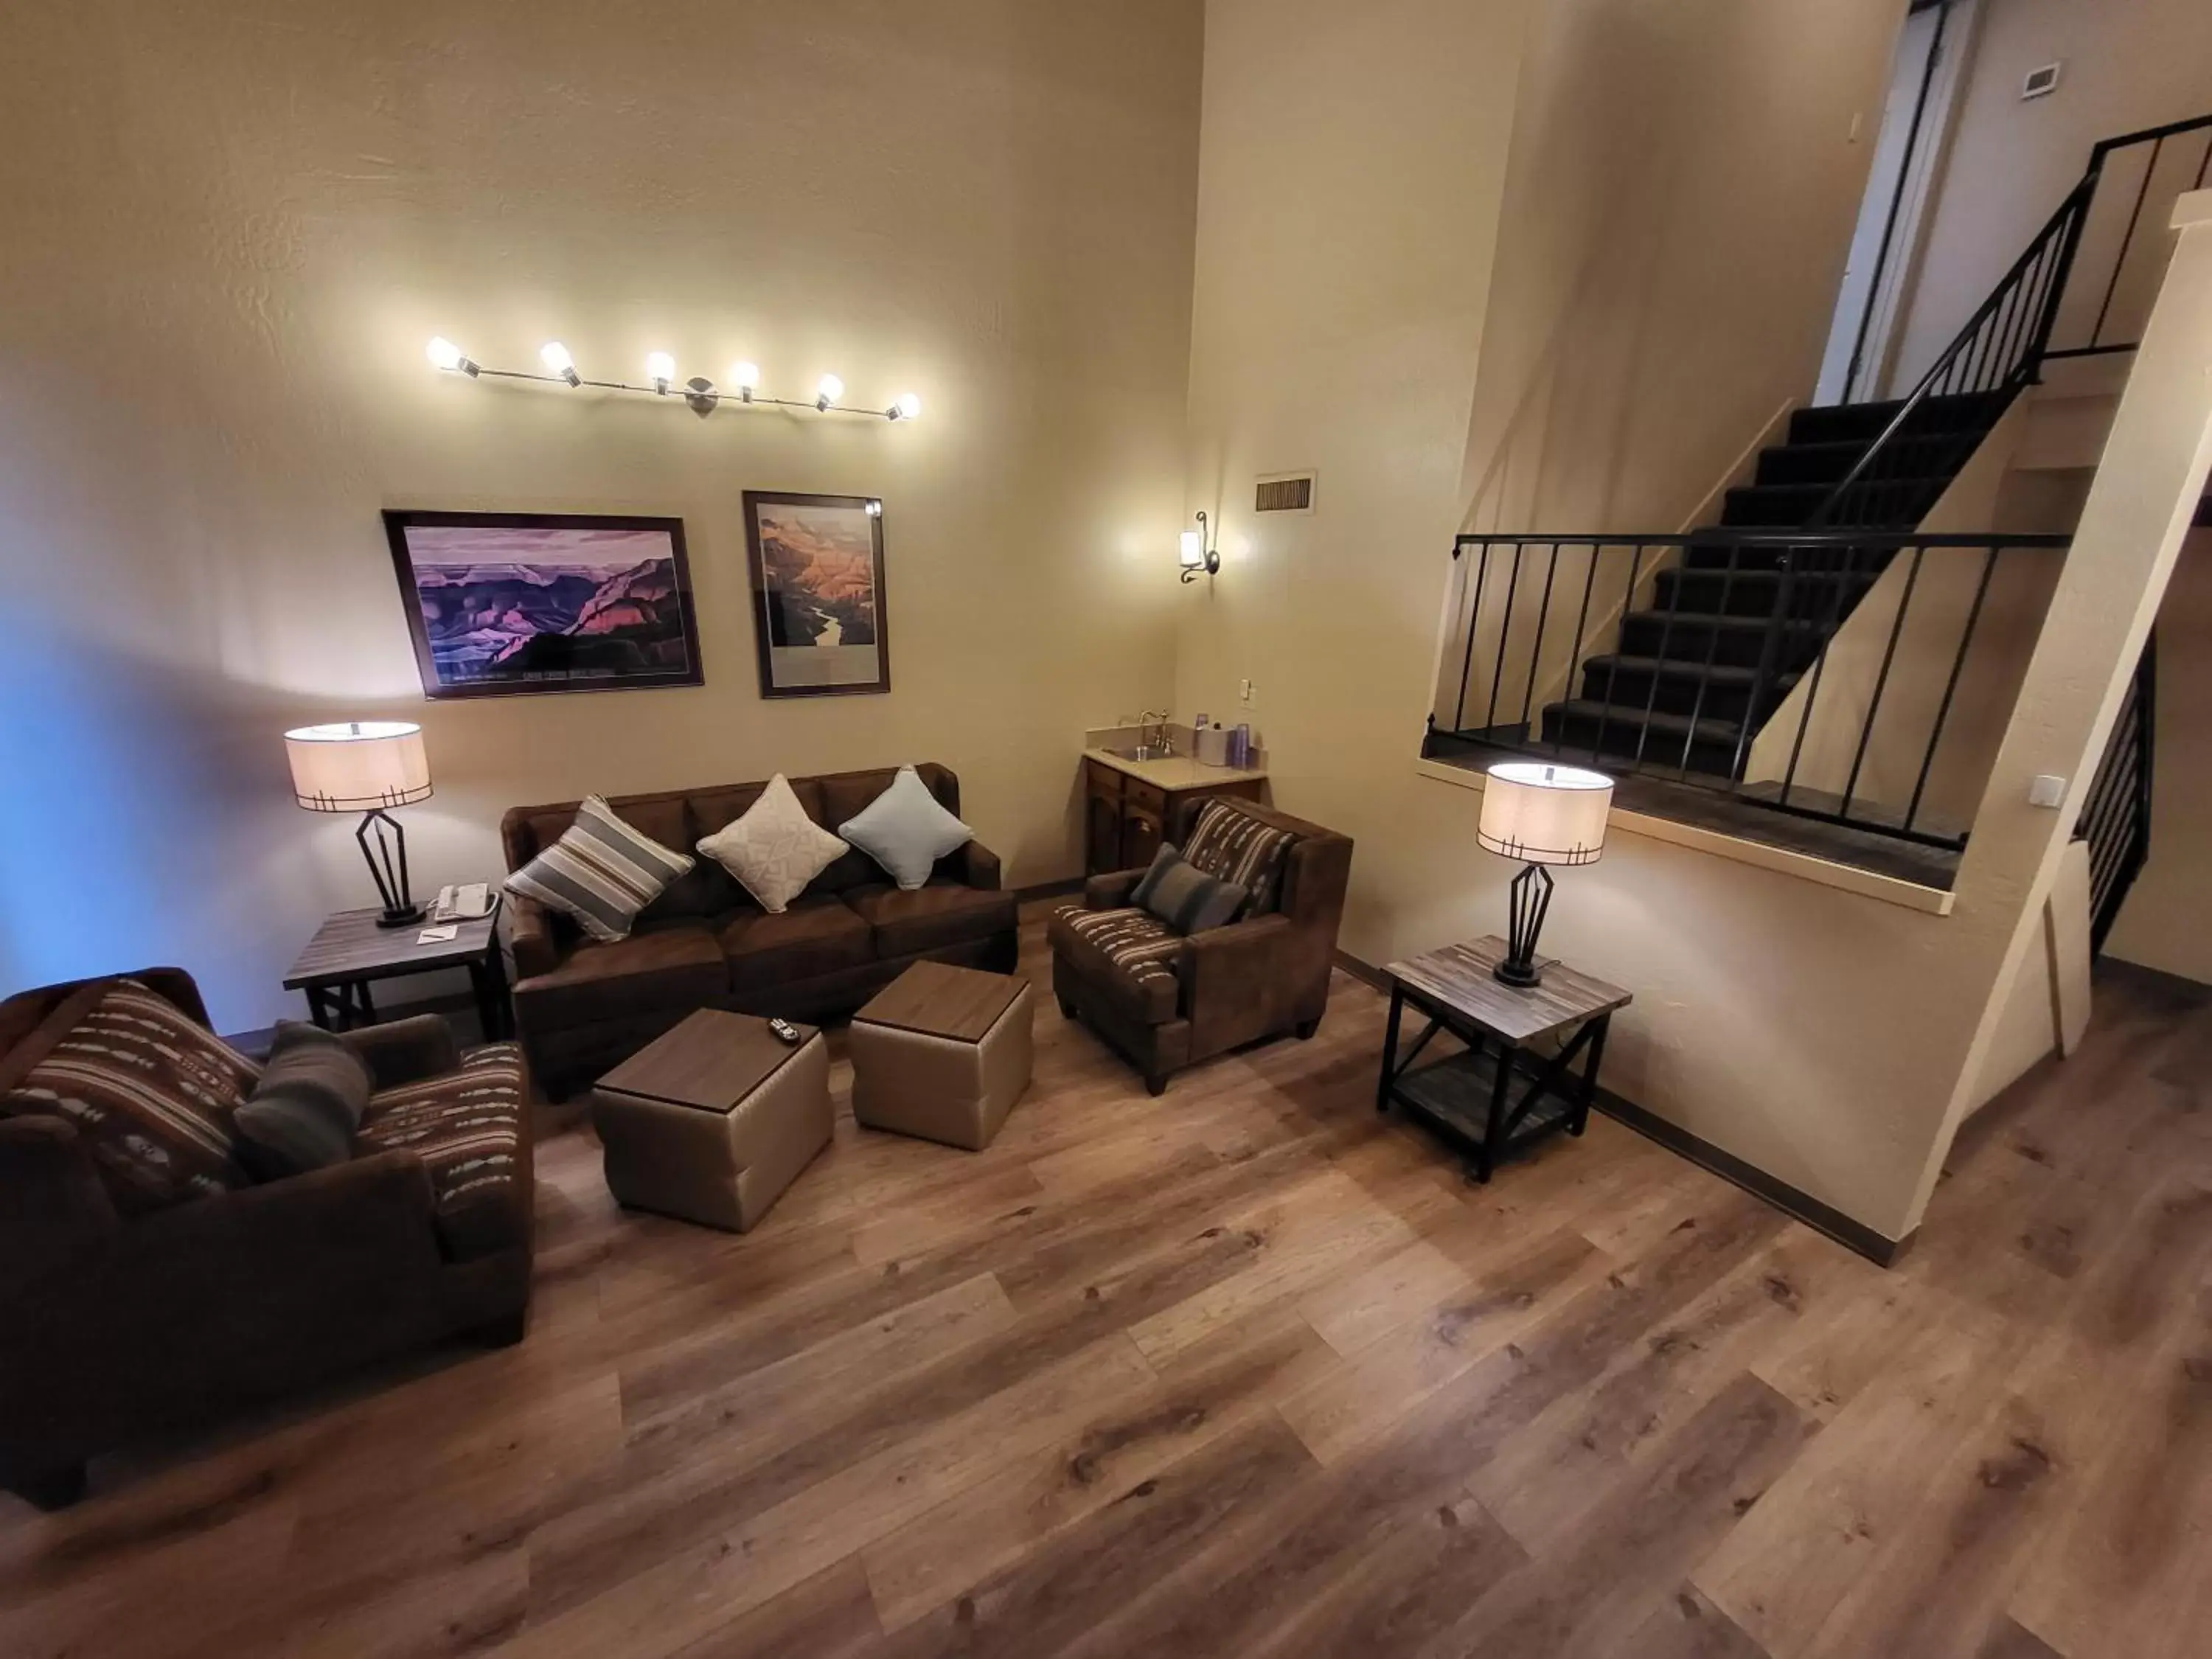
[
  {"left": 591, "top": 1009, "right": 831, "bottom": 1231},
  {"left": 849, "top": 962, "right": 1034, "bottom": 1150}
]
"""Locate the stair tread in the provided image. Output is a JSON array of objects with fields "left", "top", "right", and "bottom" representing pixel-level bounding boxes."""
[
  {"left": 1583, "top": 653, "right": 1801, "bottom": 686},
  {"left": 1545, "top": 698, "right": 1745, "bottom": 741},
  {"left": 1629, "top": 607, "right": 1828, "bottom": 630}
]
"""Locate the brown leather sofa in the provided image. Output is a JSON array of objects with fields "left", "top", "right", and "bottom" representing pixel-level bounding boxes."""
[
  {"left": 1049, "top": 797, "right": 1352, "bottom": 1093},
  {"left": 0, "top": 969, "right": 534, "bottom": 1509},
  {"left": 501, "top": 764, "right": 1018, "bottom": 1099}
]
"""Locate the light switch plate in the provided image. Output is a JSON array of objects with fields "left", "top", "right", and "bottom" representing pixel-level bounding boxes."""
[{"left": 2028, "top": 773, "right": 2067, "bottom": 808}]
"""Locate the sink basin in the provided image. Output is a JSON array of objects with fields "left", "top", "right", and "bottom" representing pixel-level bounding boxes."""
[{"left": 1106, "top": 745, "right": 1177, "bottom": 762}]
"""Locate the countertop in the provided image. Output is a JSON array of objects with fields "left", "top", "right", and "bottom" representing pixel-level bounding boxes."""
[{"left": 1082, "top": 745, "right": 1267, "bottom": 790}]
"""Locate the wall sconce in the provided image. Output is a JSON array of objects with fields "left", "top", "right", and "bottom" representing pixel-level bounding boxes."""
[
  {"left": 425, "top": 338, "right": 921, "bottom": 425},
  {"left": 1179, "top": 512, "right": 1220, "bottom": 583}
]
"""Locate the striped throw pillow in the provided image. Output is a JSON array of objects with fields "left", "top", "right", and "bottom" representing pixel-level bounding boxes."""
[
  {"left": 1, "top": 977, "right": 260, "bottom": 1214},
  {"left": 1130, "top": 844, "right": 1248, "bottom": 935},
  {"left": 505, "top": 794, "right": 695, "bottom": 942},
  {"left": 1182, "top": 799, "right": 1294, "bottom": 916}
]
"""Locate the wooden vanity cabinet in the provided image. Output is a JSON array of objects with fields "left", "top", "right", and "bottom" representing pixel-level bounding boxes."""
[{"left": 1082, "top": 759, "right": 1264, "bottom": 877}]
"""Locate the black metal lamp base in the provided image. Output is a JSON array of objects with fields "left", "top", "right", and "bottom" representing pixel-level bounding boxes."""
[
  {"left": 1493, "top": 860, "right": 1554, "bottom": 988},
  {"left": 356, "top": 808, "right": 422, "bottom": 931}
]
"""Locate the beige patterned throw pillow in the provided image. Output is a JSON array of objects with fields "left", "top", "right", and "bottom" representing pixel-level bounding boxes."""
[{"left": 696, "top": 773, "right": 849, "bottom": 913}]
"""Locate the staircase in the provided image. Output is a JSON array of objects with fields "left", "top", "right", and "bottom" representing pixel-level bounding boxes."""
[{"left": 1540, "top": 392, "right": 2003, "bottom": 776}]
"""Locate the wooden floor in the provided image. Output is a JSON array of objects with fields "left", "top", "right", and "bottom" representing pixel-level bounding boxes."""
[{"left": 4, "top": 910, "right": 2209, "bottom": 1658}]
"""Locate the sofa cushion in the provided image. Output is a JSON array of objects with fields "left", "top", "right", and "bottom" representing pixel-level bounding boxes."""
[
  {"left": 506, "top": 795, "right": 696, "bottom": 943},
  {"left": 1, "top": 977, "right": 258, "bottom": 1215},
  {"left": 358, "top": 1043, "right": 528, "bottom": 1261},
  {"left": 512, "top": 925, "right": 728, "bottom": 1029},
  {"left": 1182, "top": 799, "right": 1295, "bottom": 917},
  {"left": 698, "top": 773, "right": 851, "bottom": 913},
  {"left": 811, "top": 766, "right": 967, "bottom": 894},
  {"left": 1047, "top": 906, "right": 1182, "bottom": 1024},
  {"left": 837, "top": 766, "right": 975, "bottom": 891},
  {"left": 232, "top": 1020, "right": 370, "bottom": 1181},
  {"left": 846, "top": 881, "right": 1019, "bottom": 959},
  {"left": 718, "top": 894, "right": 874, "bottom": 997}
]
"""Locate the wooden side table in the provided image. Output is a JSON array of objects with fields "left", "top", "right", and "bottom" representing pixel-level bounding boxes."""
[
  {"left": 1377, "top": 934, "right": 1630, "bottom": 1183},
  {"left": 283, "top": 905, "right": 511, "bottom": 1039}
]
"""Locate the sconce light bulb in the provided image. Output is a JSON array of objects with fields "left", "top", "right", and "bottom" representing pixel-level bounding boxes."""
[
  {"left": 1179, "top": 529, "right": 1205, "bottom": 568},
  {"left": 645, "top": 350, "right": 677, "bottom": 391},
  {"left": 890, "top": 392, "right": 922, "bottom": 422},
  {"left": 815, "top": 372, "right": 845, "bottom": 411},
  {"left": 540, "top": 340, "right": 581, "bottom": 386}
]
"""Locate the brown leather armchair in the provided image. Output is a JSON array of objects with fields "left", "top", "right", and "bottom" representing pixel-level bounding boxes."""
[
  {"left": 0, "top": 969, "right": 534, "bottom": 1509},
  {"left": 1048, "top": 799, "right": 1352, "bottom": 1093}
]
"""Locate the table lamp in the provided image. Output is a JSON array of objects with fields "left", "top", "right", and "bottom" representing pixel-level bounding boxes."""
[
  {"left": 285, "top": 721, "right": 434, "bottom": 928},
  {"left": 1477, "top": 760, "right": 1613, "bottom": 988}
]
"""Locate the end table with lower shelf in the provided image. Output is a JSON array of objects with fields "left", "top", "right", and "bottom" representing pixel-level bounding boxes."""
[
  {"left": 284, "top": 904, "right": 510, "bottom": 1039},
  {"left": 1377, "top": 934, "right": 1631, "bottom": 1183}
]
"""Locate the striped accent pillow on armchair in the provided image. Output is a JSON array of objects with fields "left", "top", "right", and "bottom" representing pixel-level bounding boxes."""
[
  {"left": 504, "top": 794, "right": 695, "bottom": 942},
  {"left": 1180, "top": 799, "right": 1295, "bottom": 916}
]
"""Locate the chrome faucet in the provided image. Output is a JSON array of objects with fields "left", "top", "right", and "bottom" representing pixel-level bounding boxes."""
[{"left": 1138, "top": 709, "right": 1175, "bottom": 756}]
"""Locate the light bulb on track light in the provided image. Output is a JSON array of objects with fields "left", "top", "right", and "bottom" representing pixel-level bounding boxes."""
[
  {"left": 540, "top": 341, "right": 580, "bottom": 386},
  {"left": 645, "top": 351, "right": 676, "bottom": 392},
  {"left": 815, "top": 372, "right": 844, "bottom": 411},
  {"left": 731, "top": 361, "right": 760, "bottom": 402},
  {"left": 889, "top": 392, "right": 922, "bottom": 421},
  {"left": 425, "top": 336, "right": 479, "bottom": 376}
]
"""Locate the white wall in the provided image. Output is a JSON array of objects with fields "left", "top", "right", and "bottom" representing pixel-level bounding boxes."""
[
  {"left": 1890, "top": 0, "right": 2212, "bottom": 383},
  {"left": 2105, "top": 529, "right": 2212, "bottom": 982},
  {"left": 0, "top": 0, "right": 1203, "bottom": 1031}
]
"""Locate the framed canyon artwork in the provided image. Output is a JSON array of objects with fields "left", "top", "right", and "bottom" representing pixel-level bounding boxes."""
[
  {"left": 740, "top": 490, "right": 891, "bottom": 698},
  {"left": 382, "top": 510, "right": 705, "bottom": 700}
]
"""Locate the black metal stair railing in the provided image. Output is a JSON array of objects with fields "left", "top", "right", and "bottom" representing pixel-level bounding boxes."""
[
  {"left": 2078, "top": 634, "right": 2157, "bottom": 954},
  {"left": 1425, "top": 112, "right": 2206, "bottom": 855},
  {"left": 1427, "top": 529, "right": 2069, "bottom": 851}
]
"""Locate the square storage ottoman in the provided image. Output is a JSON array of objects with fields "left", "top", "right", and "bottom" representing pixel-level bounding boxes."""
[
  {"left": 849, "top": 962, "right": 1034, "bottom": 1150},
  {"left": 591, "top": 1009, "right": 831, "bottom": 1231}
]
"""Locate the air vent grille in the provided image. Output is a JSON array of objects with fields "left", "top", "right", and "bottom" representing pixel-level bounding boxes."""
[{"left": 1255, "top": 472, "right": 1315, "bottom": 514}]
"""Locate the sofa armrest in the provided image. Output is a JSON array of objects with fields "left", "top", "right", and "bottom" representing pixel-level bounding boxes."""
[
  {"left": 501, "top": 891, "right": 561, "bottom": 981},
  {"left": 961, "top": 839, "right": 1004, "bottom": 891},
  {"left": 1179, "top": 913, "right": 1296, "bottom": 1050},
  {"left": 1085, "top": 870, "right": 1146, "bottom": 911},
  {"left": 340, "top": 1015, "right": 462, "bottom": 1089},
  {"left": 127, "top": 1150, "right": 444, "bottom": 1286},
  {"left": 0, "top": 1118, "right": 119, "bottom": 1300}
]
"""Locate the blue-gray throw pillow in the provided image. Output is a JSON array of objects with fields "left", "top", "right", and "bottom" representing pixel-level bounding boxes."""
[
  {"left": 838, "top": 766, "right": 974, "bottom": 891},
  {"left": 232, "top": 1020, "right": 371, "bottom": 1182},
  {"left": 1131, "top": 842, "right": 1248, "bottom": 935}
]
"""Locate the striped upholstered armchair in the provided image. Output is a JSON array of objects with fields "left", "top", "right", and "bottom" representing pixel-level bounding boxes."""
[
  {"left": 0, "top": 969, "right": 533, "bottom": 1507},
  {"left": 1048, "top": 797, "right": 1353, "bottom": 1094}
]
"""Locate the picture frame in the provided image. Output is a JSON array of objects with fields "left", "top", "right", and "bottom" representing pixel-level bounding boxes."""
[
  {"left": 741, "top": 490, "right": 892, "bottom": 698},
  {"left": 382, "top": 510, "right": 704, "bottom": 700}
]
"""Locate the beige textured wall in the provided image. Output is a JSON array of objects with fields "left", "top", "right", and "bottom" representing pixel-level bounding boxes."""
[
  {"left": 1889, "top": 0, "right": 2212, "bottom": 386},
  {"left": 2105, "top": 530, "right": 2212, "bottom": 982},
  {"left": 0, "top": 0, "right": 1201, "bottom": 1030},
  {"left": 1175, "top": 0, "right": 2102, "bottom": 1245}
]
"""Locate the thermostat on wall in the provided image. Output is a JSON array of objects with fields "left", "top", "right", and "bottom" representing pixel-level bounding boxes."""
[{"left": 2021, "top": 63, "right": 2062, "bottom": 101}]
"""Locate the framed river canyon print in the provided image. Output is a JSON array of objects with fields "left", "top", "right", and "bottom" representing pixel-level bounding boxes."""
[
  {"left": 383, "top": 510, "right": 705, "bottom": 699},
  {"left": 741, "top": 490, "right": 891, "bottom": 698}
]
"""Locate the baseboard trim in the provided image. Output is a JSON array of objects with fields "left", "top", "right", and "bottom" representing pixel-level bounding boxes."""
[
  {"left": 1015, "top": 876, "right": 1086, "bottom": 905},
  {"left": 1592, "top": 1089, "right": 1914, "bottom": 1267},
  {"left": 1333, "top": 947, "right": 1910, "bottom": 1268},
  {"left": 1332, "top": 950, "right": 1390, "bottom": 993}
]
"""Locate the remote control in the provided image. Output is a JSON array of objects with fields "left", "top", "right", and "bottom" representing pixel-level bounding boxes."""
[{"left": 768, "top": 1018, "right": 803, "bottom": 1046}]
